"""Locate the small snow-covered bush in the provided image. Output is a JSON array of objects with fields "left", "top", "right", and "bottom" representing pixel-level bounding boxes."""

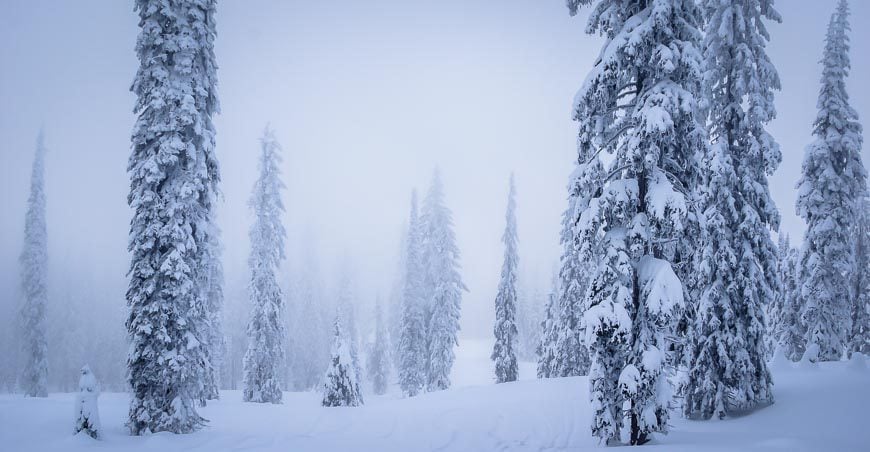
[{"left": 73, "top": 365, "right": 100, "bottom": 439}]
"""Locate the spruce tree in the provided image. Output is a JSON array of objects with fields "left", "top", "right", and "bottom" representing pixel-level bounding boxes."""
[
  {"left": 796, "top": 0, "right": 867, "bottom": 362},
  {"left": 492, "top": 174, "right": 519, "bottom": 383},
  {"left": 367, "top": 302, "right": 392, "bottom": 395},
  {"left": 850, "top": 197, "right": 870, "bottom": 356},
  {"left": 322, "top": 315, "right": 364, "bottom": 407},
  {"left": 126, "top": 0, "right": 219, "bottom": 434},
  {"left": 567, "top": 0, "right": 704, "bottom": 444},
  {"left": 242, "top": 127, "right": 287, "bottom": 404},
  {"left": 398, "top": 191, "right": 427, "bottom": 396},
  {"left": 681, "top": 0, "right": 780, "bottom": 419},
  {"left": 421, "top": 171, "right": 466, "bottom": 392},
  {"left": 19, "top": 130, "right": 49, "bottom": 399}
]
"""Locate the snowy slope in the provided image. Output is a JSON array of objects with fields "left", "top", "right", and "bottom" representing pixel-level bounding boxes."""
[{"left": 0, "top": 350, "right": 867, "bottom": 452}]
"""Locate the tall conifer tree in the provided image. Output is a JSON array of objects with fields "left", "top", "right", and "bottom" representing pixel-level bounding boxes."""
[
  {"left": 681, "top": 0, "right": 780, "bottom": 419},
  {"left": 421, "top": 171, "right": 465, "bottom": 392},
  {"left": 398, "top": 192, "right": 427, "bottom": 396},
  {"left": 19, "top": 130, "right": 49, "bottom": 398},
  {"left": 242, "top": 127, "right": 287, "bottom": 404},
  {"left": 796, "top": 0, "right": 867, "bottom": 362},
  {"left": 492, "top": 174, "right": 519, "bottom": 383},
  {"left": 126, "top": 0, "right": 219, "bottom": 434},
  {"left": 567, "top": 0, "right": 705, "bottom": 444}
]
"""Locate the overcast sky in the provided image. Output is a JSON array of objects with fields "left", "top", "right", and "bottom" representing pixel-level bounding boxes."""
[{"left": 1, "top": 0, "right": 868, "bottom": 338}]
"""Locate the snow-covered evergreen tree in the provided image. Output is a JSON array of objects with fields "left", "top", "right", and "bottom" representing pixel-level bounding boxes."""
[
  {"left": 421, "top": 171, "right": 466, "bottom": 392},
  {"left": 73, "top": 365, "right": 101, "bottom": 439},
  {"left": 126, "top": 0, "right": 219, "bottom": 434},
  {"left": 536, "top": 277, "right": 560, "bottom": 379},
  {"left": 850, "top": 197, "right": 870, "bottom": 356},
  {"left": 681, "top": 0, "right": 780, "bottom": 419},
  {"left": 398, "top": 191, "right": 427, "bottom": 397},
  {"left": 366, "top": 302, "right": 391, "bottom": 395},
  {"left": 567, "top": 0, "right": 704, "bottom": 444},
  {"left": 796, "top": 0, "right": 867, "bottom": 362},
  {"left": 492, "top": 174, "right": 519, "bottom": 383},
  {"left": 242, "top": 127, "right": 287, "bottom": 404},
  {"left": 19, "top": 130, "right": 49, "bottom": 399},
  {"left": 769, "top": 234, "right": 805, "bottom": 361},
  {"left": 336, "top": 270, "right": 362, "bottom": 386},
  {"left": 322, "top": 315, "right": 363, "bottom": 407}
]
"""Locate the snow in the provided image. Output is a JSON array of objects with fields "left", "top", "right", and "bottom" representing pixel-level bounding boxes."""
[{"left": 1, "top": 345, "right": 867, "bottom": 451}]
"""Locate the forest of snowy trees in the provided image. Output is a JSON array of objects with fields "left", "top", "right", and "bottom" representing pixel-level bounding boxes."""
[{"left": 1, "top": 0, "right": 868, "bottom": 449}]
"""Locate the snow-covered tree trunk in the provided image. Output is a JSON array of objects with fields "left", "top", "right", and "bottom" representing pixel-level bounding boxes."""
[
  {"left": 322, "top": 315, "right": 364, "bottom": 407},
  {"left": 796, "top": 0, "right": 867, "bottom": 362},
  {"left": 492, "top": 174, "right": 519, "bottom": 383},
  {"left": 243, "top": 127, "right": 287, "bottom": 404},
  {"left": 398, "top": 191, "right": 427, "bottom": 397},
  {"left": 567, "top": 0, "right": 705, "bottom": 444},
  {"left": 126, "top": 0, "right": 220, "bottom": 434},
  {"left": 19, "top": 130, "right": 49, "bottom": 399},
  {"left": 366, "top": 303, "right": 391, "bottom": 395},
  {"left": 421, "top": 171, "right": 466, "bottom": 392},
  {"left": 681, "top": 0, "right": 780, "bottom": 420},
  {"left": 74, "top": 365, "right": 101, "bottom": 439},
  {"left": 850, "top": 197, "right": 870, "bottom": 356}
]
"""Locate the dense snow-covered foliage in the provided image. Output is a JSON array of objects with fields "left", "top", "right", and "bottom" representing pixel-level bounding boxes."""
[
  {"left": 322, "top": 316, "right": 364, "bottom": 407},
  {"left": 243, "top": 127, "right": 287, "bottom": 404},
  {"left": 73, "top": 365, "right": 101, "bottom": 439},
  {"left": 126, "top": 0, "right": 220, "bottom": 434},
  {"left": 796, "top": 0, "right": 867, "bottom": 362},
  {"left": 567, "top": 0, "right": 705, "bottom": 444},
  {"left": 536, "top": 277, "right": 560, "bottom": 378},
  {"left": 421, "top": 171, "right": 466, "bottom": 392},
  {"left": 681, "top": 0, "right": 781, "bottom": 420},
  {"left": 398, "top": 192, "right": 428, "bottom": 397},
  {"left": 851, "top": 197, "right": 870, "bottom": 356},
  {"left": 19, "top": 131, "right": 49, "bottom": 399},
  {"left": 768, "top": 235, "right": 805, "bottom": 361},
  {"left": 492, "top": 175, "right": 519, "bottom": 383}
]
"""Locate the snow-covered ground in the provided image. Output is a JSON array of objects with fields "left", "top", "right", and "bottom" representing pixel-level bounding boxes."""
[{"left": 1, "top": 341, "right": 867, "bottom": 452}]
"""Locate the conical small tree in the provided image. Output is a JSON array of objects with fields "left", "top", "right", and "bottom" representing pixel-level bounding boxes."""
[
  {"left": 242, "top": 127, "right": 287, "bottom": 404},
  {"left": 322, "top": 315, "right": 364, "bottom": 407},
  {"left": 796, "top": 0, "right": 867, "bottom": 362},
  {"left": 421, "top": 170, "right": 466, "bottom": 392},
  {"left": 19, "top": 130, "right": 49, "bottom": 398},
  {"left": 769, "top": 234, "right": 806, "bottom": 361},
  {"left": 367, "top": 302, "right": 391, "bottom": 395},
  {"left": 73, "top": 365, "right": 101, "bottom": 439},
  {"left": 492, "top": 174, "right": 519, "bottom": 383},
  {"left": 398, "top": 191, "right": 427, "bottom": 397}
]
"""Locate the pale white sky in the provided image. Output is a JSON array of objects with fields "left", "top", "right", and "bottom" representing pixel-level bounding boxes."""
[{"left": 0, "top": 0, "right": 867, "bottom": 338}]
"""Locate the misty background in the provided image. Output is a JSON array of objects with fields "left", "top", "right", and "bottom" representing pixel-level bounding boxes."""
[{"left": 1, "top": 0, "right": 868, "bottom": 390}]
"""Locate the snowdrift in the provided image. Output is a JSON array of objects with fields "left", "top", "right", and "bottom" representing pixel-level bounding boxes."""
[{"left": 0, "top": 357, "right": 867, "bottom": 452}]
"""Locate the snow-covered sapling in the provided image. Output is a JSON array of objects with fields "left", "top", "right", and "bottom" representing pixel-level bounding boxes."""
[
  {"left": 322, "top": 315, "right": 364, "bottom": 407},
  {"left": 73, "top": 365, "right": 101, "bottom": 439}
]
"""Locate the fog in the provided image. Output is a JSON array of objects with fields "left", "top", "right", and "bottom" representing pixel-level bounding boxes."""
[{"left": 1, "top": 0, "right": 868, "bottom": 391}]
